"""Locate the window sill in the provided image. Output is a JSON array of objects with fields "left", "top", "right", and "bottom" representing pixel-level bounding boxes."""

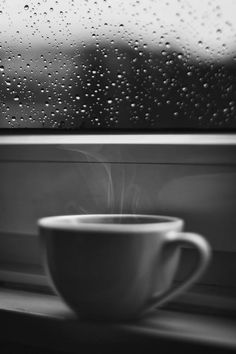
[
  {"left": 0, "top": 287, "right": 236, "bottom": 353},
  {"left": 0, "top": 133, "right": 236, "bottom": 145},
  {"left": 1, "top": 133, "right": 236, "bottom": 166}
]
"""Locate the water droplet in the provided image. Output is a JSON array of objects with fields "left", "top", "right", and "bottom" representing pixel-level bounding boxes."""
[
  {"left": 24, "top": 4, "right": 29, "bottom": 10},
  {"left": 14, "top": 95, "right": 20, "bottom": 101},
  {"left": 0, "top": 65, "right": 4, "bottom": 72}
]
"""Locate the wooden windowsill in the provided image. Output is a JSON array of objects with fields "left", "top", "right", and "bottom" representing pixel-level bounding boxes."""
[{"left": 0, "top": 287, "right": 236, "bottom": 353}]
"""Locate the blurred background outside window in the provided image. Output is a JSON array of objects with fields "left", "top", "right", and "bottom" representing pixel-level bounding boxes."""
[{"left": 0, "top": 0, "right": 236, "bottom": 131}]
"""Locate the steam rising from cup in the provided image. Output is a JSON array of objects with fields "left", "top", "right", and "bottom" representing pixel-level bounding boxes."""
[{"left": 59, "top": 145, "right": 142, "bottom": 215}]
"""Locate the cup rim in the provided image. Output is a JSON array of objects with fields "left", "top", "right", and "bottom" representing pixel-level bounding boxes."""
[{"left": 38, "top": 214, "right": 183, "bottom": 232}]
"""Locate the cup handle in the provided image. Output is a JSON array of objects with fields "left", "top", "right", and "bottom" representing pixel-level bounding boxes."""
[{"left": 148, "top": 231, "right": 211, "bottom": 309}]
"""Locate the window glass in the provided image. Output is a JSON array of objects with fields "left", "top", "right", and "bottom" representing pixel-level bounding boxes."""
[{"left": 0, "top": 0, "right": 236, "bottom": 131}]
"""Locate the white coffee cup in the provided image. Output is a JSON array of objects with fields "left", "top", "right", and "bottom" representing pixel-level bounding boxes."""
[{"left": 38, "top": 214, "right": 211, "bottom": 321}]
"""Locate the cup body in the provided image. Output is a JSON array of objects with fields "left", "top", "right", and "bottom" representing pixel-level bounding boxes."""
[{"left": 39, "top": 214, "right": 184, "bottom": 321}]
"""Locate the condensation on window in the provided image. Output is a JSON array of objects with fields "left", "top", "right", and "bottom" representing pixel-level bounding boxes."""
[{"left": 0, "top": 0, "right": 235, "bottom": 130}]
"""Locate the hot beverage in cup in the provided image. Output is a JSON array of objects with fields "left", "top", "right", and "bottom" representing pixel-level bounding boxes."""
[{"left": 38, "top": 214, "right": 211, "bottom": 321}]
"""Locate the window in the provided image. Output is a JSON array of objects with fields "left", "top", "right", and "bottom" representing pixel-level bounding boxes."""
[
  {"left": 0, "top": 0, "right": 235, "bottom": 131},
  {"left": 0, "top": 1, "right": 236, "bottom": 350}
]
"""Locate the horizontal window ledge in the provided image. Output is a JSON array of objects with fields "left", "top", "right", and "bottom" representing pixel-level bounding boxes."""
[
  {"left": 0, "top": 287, "right": 235, "bottom": 353},
  {"left": 1, "top": 134, "right": 236, "bottom": 146},
  {"left": 0, "top": 267, "right": 48, "bottom": 288},
  {"left": 0, "top": 134, "right": 236, "bottom": 164},
  {"left": 0, "top": 266, "right": 236, "bottom": 318}
]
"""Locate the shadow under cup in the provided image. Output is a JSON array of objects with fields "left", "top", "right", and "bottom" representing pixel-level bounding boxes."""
[{"left": 38, "top": 214, "right": 211, "bottom": 322}]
